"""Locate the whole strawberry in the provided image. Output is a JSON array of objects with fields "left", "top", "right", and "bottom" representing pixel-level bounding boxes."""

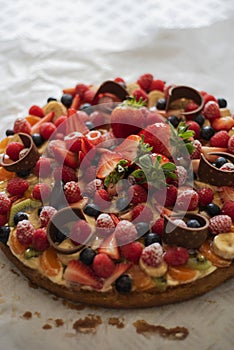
[
  {"left": 221, "top": 201, "right": 234, "bottom": 221},
  {"left": 210, "top": 130, "right": 230, "bottom": 148},
  {"left": 203, "top": 101, "right": 221, "bottom": 120}
]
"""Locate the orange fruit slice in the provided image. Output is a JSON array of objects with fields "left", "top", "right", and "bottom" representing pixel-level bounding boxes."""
[
  {"left": 129, "top": 265, "right": 155, "bottom": 291},
  {"left": 25, "top": 115, "right": 41, "bottom": 126},
  {"left": 199, "top": 240, "right": 231, "bottom": 268},
  {"left": 0, "top": 136, "right": 11, "bottom": 152},
  {"left": 0, "top": 167, "right": 16, "bottom": 181},
  {"left": 39, "top": 247, "right": 62, "bottom": 277},
  {"left": 168, "top": 265, "right": 197, "bottom": 282},
  {"left": 9, "top": 231, "right": 27, "bottom": 255}
]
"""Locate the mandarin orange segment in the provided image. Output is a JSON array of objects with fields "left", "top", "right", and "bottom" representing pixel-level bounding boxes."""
[
  {"left": 39, "top": 247, "right": 62, "bottom": 277},
  {"left": 9, "top": 231, "right": 27, "bottom": 255},
  {"left": 168, "top": 265, "right": 197, "bottom": 282},
  {"left": 129, "top": 265, "right": 155, "bottom": 291},
  {"left": 0, "top": 167, "right": 16, "bottom": 181},
  {"left": 199, "top": 240, "right": 231, "bottom": 268},
  {"left": 25, "top": 115, "right": 41, "bottom": 126},
  {"left": 0, "top": 136, "right": 11, "bottom": 152}
]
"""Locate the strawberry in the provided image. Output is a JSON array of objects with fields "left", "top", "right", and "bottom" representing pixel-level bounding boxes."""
[
  {"left": 92, "top": 253, "right": 115, "bottom": 278},
  {"left": 98, "top": 232, "right": 120, "bottom": 260},
  {"left": 132, "top": 89, "right": 148, "bottom": 103},
  {"left": 127, "top": 184, "right": 148, "bottom": 205},
  {"left": 75, "top": 83, "right": 89, "bottom": 100},
  {"left": 29, "top": 105, "right": 44, "bottom": 118},
  {"left": 93, "top": 189, "right": 111, "bottom": 210},
  {"left": 203, "top": 101, "right": 221, "bottom": 120},
  {"left": 13, "top": 118, "right": 31, "bottom": 134},
  {"left": 70, "top": 220, "right": 92, "bottom": 245},
  {"left": 39, "top": 122, "right": 56, "bottom": 140},
  {"left": 54, "top": 115, "right": 68, "bottom": 129},
  {"left": 175, "top": 165, "right": 188, "bottom": 186},
  {"left": 120, "top": 241, "right": 143, "bottom": 263},
  {"left": 141, "top": 242, "right": 163, "bottom": 267},
  {"left": 32, "top": 183, "right": 52, "bottom": 201},
  {"left": 145, "top": 111, "right": 165, "bottom": 126},
  {"left": 221, "top": 201, "right": 234, "bottom": 221},
  {"left": 190, "top": 139, "right": 202, "bottom": 160},
  {"left": 6, "top": 142, "right": 25, "bottom": 161},
  {"left": 149, "top": 79, "right": 165, "bottom": 92},
  {"left": 64, "top": 131, "right": 83, "bottom": 152},
  {"left": 151, "top": 217, "right": 164, "bottom": 236},
  {"left": 63, "top": 259, "right": 103, "bottom": 289},
  {"left": 137, "top": 73, "right": 153, "bottom": 91},
  {"left": 66, "top": 111, "right": 89, "bottom": 135},
  {"left": 210, "top": 130, "right": 230, "bottom": 148},
  {"left": 32, "top": 228, "right": 50, "bottom": 251},
  {"left": 34, "top": 157, "right": 52, "bottom": 178},
  {"left": 163, "top": 247, "right": 189, "bottom": 266},
  {"left": 186, "top": 121, "right": 200, "bottom": 138},
  {"left": 53, "top": 165, "right": 78, "bottom": 183},
  {"left": 83, "top": 89, "right": 96, "bottom": 103},
  {"left": 197, "top": 188, "right": 214, "bottom": 206},
  {"left": 114, "top": 134, "right": 143, "bottom": 162},
  {"left": 0, "top": 214, "right": 8, "bottom": 226},
  {"left": 228, "top": 135, "right": 234, "bottom": 154},
  {"left": 63, "top": 181, "right": 82, "bottom": 204},
  {"left": 96, "top": 151, "right": 122, "bottom": 179},
  {"left": 7, "top": 177, "right": 29, "bottom": 196},
  {"left": 114, "top": 220, "right": 137, "bottom": 245},
  {"left": 203, "top": 94, "right": 217, "bottom": 104},
  {"left": 132, "top": 204, "right": 154, "bottom": 223},
  {"left": 52, "top": 144, "right": 78, "bottom": 169},
  {"left": 102, "top": 262, "right": 132, "bottom": 289},
  {"left": 39, "top": 206, "right": 57, "bottom": 227},
  {"left": 139, "top": 122, "right": 171, "bottom": 157},
  {"left": 208, "top": 215, "right": 232, "bottom": 234},
  {"left": 96, "top": 213, "right": 115, "bottom": 238},
  {"left": 89, "top": 111, "right": 105, "bottom": 128},
  {"left": 85, "top": 130, "right": 103, "bottom": 146},
  {"left": 175, "top": 188, "right": 199, "bottom": 211},
  {"left": 16, "top": 220, "right": 35, "bottom": 246},
  {"left": 0, "top": 193, "right": 11, "bottom": 214},
  {"left": 211, "top": 116, "right": 234, "bottom": 131},
  {"left": 154, "top": 184, "right": 177, "bottom": 207}
]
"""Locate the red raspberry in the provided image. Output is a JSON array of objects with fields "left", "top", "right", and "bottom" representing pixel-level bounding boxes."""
[
  {"left": 203, "top": 94, "right": 217, "bottom": 104},
  {"left": 186, "top": 121, "right": 201, "bottom": 139},
  {"left": 0, "top": 214, "right": 8, "bottom": 226},
  {"left": 197, "top": 188, "right": 214, "bottom": 206},
  {"left": 28, "top": 105, "right": 44, "bottom": 118},
  {"left": 163, "top": 247, "right": 189, "bottom": 266},
  {"left": 92, "top": 253, "right": 115, "bottom": 278},
  {"left": 5, "top": 142, "right": 25, "bottom": 161},
  {"left": 141, "top": 242, "right": 163, "bottom": 267},
  {"left": 154, "top": 185, "right": 178, "bottom": 207},
  {"left": 132, "top": 88, "right": 148, "bottom": 102},
  {"left": 32, "top": 183, "right": 52, "bottom": 201},
  {"left": 53, "top": 165, "right": 78, "bottom": 183},
  {"left": 13, "top": 118, "right": 31, "bottom": 134},
  {"left": 39, "top": 122, "right": 56, "bottom": 140},
  {"left": 0, "top": 193, "right": 11, "bottom": 214},
  {"left": 149, "top": 79, "right": 165, "bottom": 92},
  {"left": 127, "top": 184, "right": 148, "bottom": 205},
  {"left": 70, "top": 220, "right": 92, "bottom": 245},
  {"left": 151, "top": 217, "right": 164, "bottom": 236},
  {"left": 175, "top": 165, "right": 187, "bottom": 185},
  {"left": 190, "top": 139, "right": 202, "bottom": 160},
  {"left": 176, "top": 188, "right": 199, "bottom": 211},
  {"left": 220, "top": 163, "right": 234, "bottom": 171},
  {"left": 209, "top": 214, "right": 232, "bottom": 234},
  {"left": 32, "top": 228, "right": 50, "bottom": 251},
  {"left": 185, "top": 101, "right": 199, "bottom": 113},
  {"left": 221, "top": 201, "right": 234, "bottom": 221},
  {"left": 132, "top": 204, "right": 154, "bottom": 223},
  {"left": 7, "top": 177, "right": 29, "bottom": 196},
  {"left": 84, "top": 179, "right": 104, "bottom": 197},
  {"left": 63, "top": 181, "right": 82, "bottom": 204},
  {"left": 16, "top": 220, "right": 35, "bottom": 246},
  {"left": 210, "top": 130, "right": 230, "bottom": 148},
  {"left": 115, "top": 220, "right": 137, "bottom": 245},
  {"left": 94, "top": 189, "right": 111, "bottom": 210},
  {"left": 137, "top": 73, "right": 154, "bottom": 91},
  {"left": 96, "top": 213, "right": 115, "bottom": 238},
  {"left": 64, "top": 131, "right": 83, "bottom": 152},
  {"left": 203, "top": 101, "right": 221, "bottom": 120},
  {"left": 228, "top": 135, "right": 234, "bottom": 154},
  {"left": 120, "top": 241, "right": 143, "bottom": 263},
  {"left": 40, "top": 206, "right": 57, "bottom": 227},
  {"left": 34, "top": 157, "right": 52, "bottom": 178}
]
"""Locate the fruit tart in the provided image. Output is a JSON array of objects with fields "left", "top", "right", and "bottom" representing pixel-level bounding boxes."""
[{"left": 0, "top": 74, "right": 234, "bottom": 308}]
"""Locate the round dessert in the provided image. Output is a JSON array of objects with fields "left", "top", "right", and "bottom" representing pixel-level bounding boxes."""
[{"left": 0, "top": 73, "right": 234, "bottom": 308}]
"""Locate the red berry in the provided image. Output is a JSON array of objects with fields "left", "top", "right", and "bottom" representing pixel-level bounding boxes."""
[
  {"left": 40, "top": 206, "right": 57, "bottom": 227},
  {"left": 83, "top": 89, "right": 96, "bottom": 103},
  {"left": 209, "top": 214, "right": 232, "bottom": 234},
  {"left": 149, "top": 79, "right": 165, "bottom": 92},
  {"left": 54, "top": 115, "right": 68, "bottom": 129},
  {"left": 39, "top": 122, "right": 56, "bottom": 140},
  {"left": 13, "top": 118, "right": 31, "bottom": 134},
  {"left": 63, "top": 181, "right": 82, "bottom": 204},
  {"left": 28, "top": 105, "right": 44, "bottom": 118},
  {"left": 5, "top": 142, "right": 25, "bottom": 161},
  {"left": 221, "top": 201, "right": 234, "bottom": 221},
  {"left": 137, "top": 73, "right": 154, "bottom": 91},
  {"left": 96, "top": 213, "right": 115, "bottom": 238},
  {"left": 203, "top": 101, "right": 221, "bottom": 120},
  {"left": 197, "top": 188, "right": 214, "bottom": 207},
  {"left": 210, "top": 130, "right": 230, "bottom": 148},
  {"left": 163, "top": 247, "right": 189, "bottom": 266},
  {"left": 32, "top": 228, "right": 50, "bottom": 251},
  {"left": 132, "top": 204, "right": 154, "bottom": 223},
  {"left": 228, "top": 135, "right": 234, "bottom": 154},
  {"left": 84, "top": 179, "right": 104, "bottom": 197},
  {"left": 7, "top": 177, "right": 29, "bottom": 196},
  {"left": 154, "top": 185, "right": 178, "bottom": 207},
  {"left": 132, "top": 88, "right": 148, "bottom": 102},
  {"left": 70, "top": 220, "right": 92, "bottom": 245},
  {"left": 190, "top": 139, "right": 202, "bottom": 160},
  {"left": 0, "top": 193, "right": 11, "bottom": 214},
  {"left": 220, "top": 163, "right": 234, "bottom": 171},
  {"left": 115, "top": 220, "right": 137, "bottom": 245},
  {"left": 53, "top": 165, "right": 78, "bottom": 184},
  {"left": 16, "top": 220, "right": 35, "bottom": 246},
  {"left": 203, "top": 94, "right": 217, "bottom": 104},
  {"left": 90, "top": 111, "right": 105, "bottom": 127},
  {"left": 32, "top": 183, "right": 52, "bottom": 201},
  {"left": 94, "top": 189, "right": 111, "bottom": 210},
  {"left": 92, "top": 253, "right": 115, "bottom": 278},
  {"left": 186, "top": 121, "right": 201, "bottom": 139},
  {"left": 151, "top": 217, "right": 164, "bottom": 236},
  {"left": 120, "top": 241, "right": 143, "bottom": 263},
  {"left": 114, "top": 77, "right": 126, "bottom": 84},
  {"left": 0, "top": 214, "right": 8, "bottom": 226},
  {"left": 141, "top": 242, "right": 163, "bottom": 267},
  {"left": 185, "top": 101, "right": 199, "bottom": 113},
  {"left": 64, "top": 131, "right": 83, "bottom": 152},
  {"left": 176, "top": 188, "right": 199, "bottom": 211},
  {"left": 127, "top": 184, "right": 148, "bottom": 205},
  {"left": 175, "top": 165, "right": 187, "bottom": 185},
  {"left": 75, "top": 83, "right": 89, "bottom": 100},
  {"left": 34, "top": 157, "right": 52, "bottom": 178}
]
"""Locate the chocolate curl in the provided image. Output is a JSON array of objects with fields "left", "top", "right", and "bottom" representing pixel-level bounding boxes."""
[{"left": 92, "top": 80, "right": 129, "bottom": 105}]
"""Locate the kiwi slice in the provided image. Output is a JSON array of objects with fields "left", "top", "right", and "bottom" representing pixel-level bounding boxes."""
[
  {"left": 8, "top": 199, "right": 32, "bottom": 227},
  {"left": 152, "top": 276, "right": 167, "bottom": 292},
  {"left": 187, "top": 254, "right": 212, "bottom": 271}
]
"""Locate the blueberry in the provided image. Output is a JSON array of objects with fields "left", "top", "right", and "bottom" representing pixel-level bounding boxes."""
[
  {"left": 115, "top": 197, "right": 130, "bottom": 212},
  {"left": 14, "top": 212, "right": 29, "bottom": 226},
  {"left": 0, "top": 226, "right": 10, "bottom": 244},
  {"left": 80, "top": 103, "right": 94, "bottom": 115},
  {"left": 16, "top": 169, "right": 31, "bottom": 178},
  {"left": 167, "top": 115, "right": 180, "bottom": 128},
  {"left": 47, "top": 97, "right": 57, "bottom": 103},
  {"left": 32, "top": 133, "right": 44, "bottom": 147},
  {"left": 38, "top": 207, "right": 43, "bottom": 216},
  {"left": 193, "top": 114, "right": 205, "bottom": 126},
  {"left": 115, "top": 274, "right": 132, "bottom": 293},
  {"left": 6, "top": 129, "right": 15, "bottom": 136},
  {"left": 205, "top": 203, "right": 221, "bottom": 217},
  {"left": 217, "top": 98, "right": 227, "bottom": 108},
  {"left": 156, "top": 98, "right": 167, "bottom": 110},
  {"left": 83, "top": 203, "right": 101, "bottom": 218},
  {"left": 214, "top": 157, "right": 228, "bottom": 169},
  {"left": 186, "top": 219, "right": 201, "bottom": 228},
  {"left": 55, "top": 229, "right": 68, "bottom": 243},
  {"left": 85, "top": 121, "right": 95, "bottom": 130},
  {"left": 135, "top": 222, "right": 150, "bottom": 236},
  {"left": 144, "top": 232, "right": 162, "bottom": 246},
  {"left": 61, "top": 94, "right": 73, "bottom": 108},
  {"left": 80, "top": 248, "right": 96, "bottom": 265},
  {"left": 200, "top": 126, "right": 215, "bottom": 140}
]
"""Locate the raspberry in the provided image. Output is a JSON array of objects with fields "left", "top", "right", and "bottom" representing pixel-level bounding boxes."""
[
  {"left": 115, "top": 220, "right": 137, "bottom": 245},
  {"left": 34, "top": 157, "right": 52, "bottom": 178},
  {"left": 92, "top": 253, "right": 115, "bottom": 278},
  {"left": 39, "top": 122, "right": 56, "bottom": 140},
  {"left": 32, "top": 228, "right": 49, "bottom": 251},
  {"left": 63, "top": 181, "right": 82, "bottom": 204},
  {"left": 94, "top": 189, "right": 111, "bottom": 210},
  {"left": 84, "top": 179, "right": 104, "bottom": 197},
  {"left": 127, "top": 184, "right": 148, "bottom": 205},
  {"left": 28, "top": 105, "right": 44, "bottom": 118},
  {"left": 210, "top": 130, "right": 230, "bottom": 148},
  {"left": 228, "top": 135, "right": 234, "bottom": 154},
  {"left": 40, "top": 206, "right": 57, "bottom": 227},
  {"left": 16, "top": 220, "right": 35, "bottom": 246},
  {"left": 209, "top": 214, "right": 232, "bottom": 234},
  {"left": 0, "top": 193, "right": 11, "bottom": 214},
  {"left": 190, "top": 139, "right": 202, "bottom": 160},
  {"left": 137, "top": 73, "right": 153, "bottom": 91},
  {"left": 7, "top": 177, "right": 29, "bottom": 196},
  {"left": 220, "top": 163, "right": 234, "bottom": 171},
  {"left": 163, "top": 247, "right": 189, "bottom": 266},
  {"left": 120, "top": 241, "right": 143, "bottom": 263},
  {"left": 132, "top": 204, "right": 154, "bottom": 223},
  {"left": 70, "top": 220, "right": 92, "bottom": 245},
  {"left": 203, "top": 94, "right": 217, "bottom": 104},
  {"left": 53, "top": 165, "right": 78, "bottom": 183},
  {"left": 149, "top": 79, "right": 165, "bottom": 92},
  {"left": 64, "top": 131, "right": 83, "bottom": 152},
  {"left": 186, "top": 121, "right": 201, "bottom": 138},
  {"left": 5, "top": 142, "right": 25, "bottom": 161},
  {"left": 141, "top": 243, "right": 163, "bottom": 267},
  {"left": 176, "top": 188, "right": 199, "bottom": 211},
  {"left": 197, "top": 188, "right": 214, "bottom": 207},
  {"left": 13, "top": 118, "right": 31, "bottom": 134},
  {"left": 132, "top": 89, "right": 148, "bottom": 102},
  {"left": 32, "top": 183, "right": 52, "bottom": 201},
  {"left": 175, "top": 166, "right": 187, "bottom": 186},
  {"left": 203, "top": 101, "right": 221, "bottom": 120},
  {"left": 151, "top": 217, "right": 164, "bottom": 236},
  {"left": 221, "top": 201, "right": 234, "bottom": 221},
  {"left": 154, "top": 185, "right": 178, "bottom": 207},
  {"left": 0, "top": 214, "right": 8, "bottom": 226},
  {"left": 96, "top": 213, "right": 115, "bottom": 238}
]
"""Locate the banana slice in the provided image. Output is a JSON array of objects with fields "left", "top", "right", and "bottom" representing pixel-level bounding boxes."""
[
  {"left": 43, "top": 101, "right": 67, "bottom": 122},
  {"left": 220, "top": 108, "right": 231, "bottom": 117},
  {"left": 213, "top": 232, "right": 234, "bottom": 260},
  {"left": 126, "top": 82, "right": 140, "bottom": 95},
  {"left": 139, "top": 258, "right": 168, "bottom": 277},
  {"left": 147, "top": 90, "right": 165, "bottom": 108}
]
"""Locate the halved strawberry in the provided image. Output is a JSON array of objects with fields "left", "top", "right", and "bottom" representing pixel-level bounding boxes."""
[
  {"left": 52, "top": 145, "right": 78, "bottom": 168},
  {"left": 139, "top": 122, "right": 171, "bottom": 157},
  {"left": 98, "top": 232, "right": 120, "bottom": 260},
  {"left": 66, "top": 111, "right": 89, "bottom": 135},
  {"left": 102, "top": 262, "right": 132, "bottom": 289},
  {"left": 115, "top": 135, "right": 142, "bottom": 161},
  {"left": 211, "top": 116, "right": 234, "bottom": 131},
  {"left": 96, "top": 150, "right": 122, "bottom": 179},
  {"left": 63, "top": 260, "right": 103, "bottom": 289}
]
